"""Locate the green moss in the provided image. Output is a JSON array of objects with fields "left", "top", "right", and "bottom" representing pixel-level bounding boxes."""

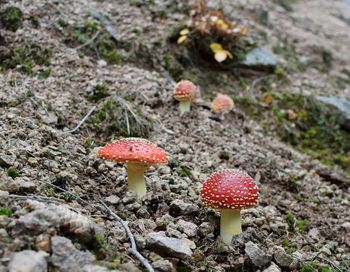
[
  {"left": 86, "top": 83, "right": 110, "bottom": 102},
  {"left": 235, "top": 92, "right": 350, "bottom": 175},
  {"left": 72, "top": 20, "right": 121, "bottom": 64},
  {"left": 0, "top": 6, "right": 23, "bottom": 31},
  {"left": 7, "top": 167, "right": 20, "bottom": 179},
  {"left": 1, "top": 42, "right": 52, "bottom": 75},
  {"left": 38, "top": 68, "right": 51, "bottom": 79},
  {"left": 0, "top": 206, "right": 13, "bottom": 217},
  {"left": 89, "top": 99, "right": 150, "bottom": 139},
  {"left": 301, "top": 262, "right": 333, "bottom": 272},
  {"left": 286, "top": 213, "right": 296, "bottom": 230},
  {"left": 296, "top": 219, "right": 308, "bottom": 232}
]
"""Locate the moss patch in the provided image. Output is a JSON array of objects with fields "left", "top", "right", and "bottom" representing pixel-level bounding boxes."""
[
  {"left": 0, "top": 6, "right": 23, "bottom": 31},
  {"left": 89, "top": 97, "right": 151, "bottom": 140},
  {"left": 235, "top": 92, "right": 350, "bottom": 175},
  {"left": 62, "top": 19, "right": 121, "bottom": 64},
  {"left": 0, "top": 42, "right": 52, "bottom": 75}
]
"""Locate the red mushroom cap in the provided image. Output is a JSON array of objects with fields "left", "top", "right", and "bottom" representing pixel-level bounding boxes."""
[
  {"left": 211, "top": 93, "right": 234, "bottom": 113},
  {"left": 98, "top": 138, "right": 168, "bottom": 165},
  {"left": 173, "top": 80, "right": 197, "bottom": 102},
  {"left": 200, "top": 169, "right": 259, "bottom": 209}
]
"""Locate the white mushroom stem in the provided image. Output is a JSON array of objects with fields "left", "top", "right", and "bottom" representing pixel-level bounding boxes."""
[
  {"left": 179, "top": 101, "right": 191, "bottom": 115},
  {"left": 126, "top": 163, "right": 148, "bottom": 198},
  {"left": 220, "top": 209, "right": 242, "bottom": 245}
]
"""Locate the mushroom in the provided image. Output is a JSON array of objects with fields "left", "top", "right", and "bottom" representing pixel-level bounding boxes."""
[
  {"left": 98, "top": 138, "right": 168, "bottom": 198},
  {"left": 173, "top": 80, "right": 198, "bottom": 115},
  {"left": 211, "top": 93, "right": 234, "bottom": 113},
  {"left": 200, "top": 169, "right": 259, "bottom": 245}
]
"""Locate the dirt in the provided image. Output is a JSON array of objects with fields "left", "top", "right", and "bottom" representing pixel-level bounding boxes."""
[{"left": 0, "top": 0, "right": 349, "bottom": 271}]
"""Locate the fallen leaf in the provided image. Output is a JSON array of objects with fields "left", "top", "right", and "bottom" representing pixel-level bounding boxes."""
[
  {"left": 210, "top": 42, "right": 223, "bottom": 52},
  {"left": 177, "top": 35, "right": 187, "bottom": 44},
  {"left": 180, "top": 28, "right": 190, "bottom": 35}
]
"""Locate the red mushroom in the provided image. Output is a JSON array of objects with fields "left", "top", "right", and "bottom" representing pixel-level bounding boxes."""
[
  {"left": 173, "top": 80, "right": 198, "bottom": 115},
  {"left": 211, "top": 93, "right": 234, "bottom": 113},
  {"left": 99, "top": 138, "right": 168, "bottom": 198},
  {"left": 200, "top": 169, "right": 259, "bottom": 245}
]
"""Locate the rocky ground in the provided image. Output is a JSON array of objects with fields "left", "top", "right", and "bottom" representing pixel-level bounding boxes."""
[{"left": 0, "top": 0, "right": 350, "bottom": 271}]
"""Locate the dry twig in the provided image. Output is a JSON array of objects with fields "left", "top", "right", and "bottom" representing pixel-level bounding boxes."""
[
  {"left": 99, "top": 199, "right": 155, "bottom": 272},
  {"left": 61, "top": 106, "right": 96, "bottom": 135}
]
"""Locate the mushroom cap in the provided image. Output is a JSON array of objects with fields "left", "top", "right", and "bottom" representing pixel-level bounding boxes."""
[
  {"left": 211, "top": 93, "right": 234, "bottom": 113},
  {"left": 200, "top": 169, "right": 259, "bottom": 209},
  {"left": 98, "top": 138, "right": 168, "bottom": 165},
  {"left": 173, "top": 80, "right": 197, "bottom": 102}
]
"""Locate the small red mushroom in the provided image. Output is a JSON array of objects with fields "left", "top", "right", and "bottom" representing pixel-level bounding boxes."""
[
  {"left": 99, "top": 138, "right": 168, "bottom": 198},
  {"left": 211, "top": 93, "right": 234, "bottom": 113},
  {"left": 173, "top": 80, "right": 198, "bottom": 115},
  {"left": 200, "top": 169, "right": 259, "bottom": 245}
]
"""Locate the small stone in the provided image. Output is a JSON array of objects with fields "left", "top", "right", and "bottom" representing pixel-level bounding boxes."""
[
  {"left": 82, "top": 265, "right": 112, "bottom": 272},
  {"left": 0, "top": 215, "right": 11, "bottom": 228},
  {"left": 147, "top": 232, "right": 193, "bottom": 259},
  {"left": 198, "top": 222, "right": 214, "bottom": 236},
  {"left": 176, "top": 219, "right": 198, "bottom": 237},
  {"left": 273, "top": 246, "right": 293, "bottom": 268},
  {"left": 152, "top": 259, "right": 175, "bottom": 272},
  {"left": 242, "top": 47, "right": 277, "bottom": 69},
  {"left": 308, "top": 228, "right": 320, "bottom": 241},
  {"left": 8, "top": 250, "right": 48, "bottom": 272},
  {"left": 16, "top": 177, "right": 36, "bottom": 192},
  {"left": 51, "top": 236, "right": 95, "bottom": 272},
  {"left": 169, "top": 199, "right": 199, "bottom": 216},
  {"left": 0, "top": 190, "right": 9, "bottom": 204},
  {"left": 0, "top": 176, "right": 20, "bottom": 193},
  {"left": 263, "top": 262, "right": 281, "bottom": 272},
  {"left": 119, "top": 262, "right": 141, "bottom": 272},
  {"left": 245, "top": 241, "right": 272, "bottom": 267},
  {"left": 105, "top": 195, "right": 120, "bottom": 205},
  {"left": 341, "top": 222, "right": 350, "bottom": 229},
  {"left": 122, "top": 191, "right": 138, "bottom": 204},
  {"left": 97, "top": 59, "right": 107, "bottom": 67},
  {"left": 0, "top": 155, "right": 15, "bottom": 168}
]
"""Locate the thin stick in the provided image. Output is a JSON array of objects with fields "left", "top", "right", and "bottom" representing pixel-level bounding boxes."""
[
  {"left": 61, "top": 106, "right": 96, "bottom": 134},
  {"left": 99, "top": 199, "right": 154, "bottom": 272},
  {"left": 74, "top": 31, "right": 101, "bottom": 50},
  {"left": 36, "top": 179, "right": 89, "bottom": 205}
]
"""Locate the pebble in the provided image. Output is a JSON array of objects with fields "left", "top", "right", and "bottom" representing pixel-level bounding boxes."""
[
  {"left": 245, "top": 241, "right": 272, "bottom": 267},
  {"left": 51, "top": 236, "right": 96, "bottom": 271},
  {"left": 176, "top": 219, "right": 198, "bottom": 237},
  {"left": 152, "top": 259, "right": 175, "bottom": 272},
  {"left": 8, "top": 250, "right": 48, "bottom": 272},
  {"left": 263, "top": 262, "right": 281, "bottom": 272},
  {"left": 147, "top": 231, "right": 193, "bottom": 259}
]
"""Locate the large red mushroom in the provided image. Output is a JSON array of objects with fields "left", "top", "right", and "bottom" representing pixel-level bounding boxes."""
[
  {"left": 200, "top": 169, "right": 259, "bottom": 245},
  {"left": 173, "top": 80, "right": 198, "bottom": 115},
  {"left": 99, "top": 138, "right": 168, "bottom": 198}
]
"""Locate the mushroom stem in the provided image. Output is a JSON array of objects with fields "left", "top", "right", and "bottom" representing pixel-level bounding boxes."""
[
  {"left": 220, "top": 209, "right": 241, "bottom": 245},
  {"left": 126, "top": 163, "right": 148, "bottom": 198},
  {"left": 179, "top": 101, "right": 191, "bottom": 115}
]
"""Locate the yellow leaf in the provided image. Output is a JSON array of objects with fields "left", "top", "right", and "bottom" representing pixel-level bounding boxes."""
[
  {"left": 180, "top": 28, "right": 190, "bottom": 35},
  {"left": 214, "top": 51, "right": 227, "bottom": 62},
  {"left": 210, "top": 43, "right": 223, "bottom": 53},
  {"left": 224, "top": 50, "right": 233, "bottom": 59},
  {"left": 177, "top": 35, "right": 187, "bottom": 44},
  {"left": 216, "top": 19, "right": 229, "bottom": 30}
]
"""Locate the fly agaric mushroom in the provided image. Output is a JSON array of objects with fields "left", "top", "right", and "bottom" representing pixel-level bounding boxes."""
[
  {"left": 173, "top": 80, "right": 198, "bottom": 115},
  {"left": 211, "top": 93, "right": 234, "bottom": 113},
  {"left": 98, "top": 138, "right": 168, "bottom": 198},
  {"left": 200, "top": 169, "right": 259, "bottom": 245}
]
